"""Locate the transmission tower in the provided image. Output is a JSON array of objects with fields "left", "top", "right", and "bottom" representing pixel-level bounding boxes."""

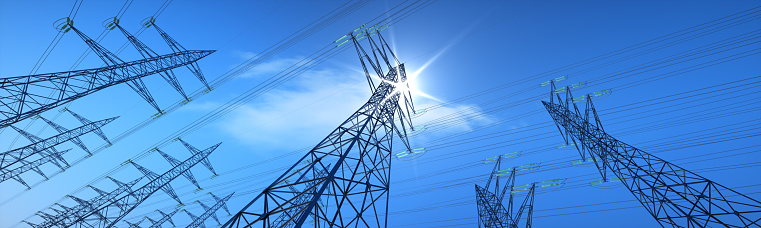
[
  {"left": 123, "top": 217, "right": 148, "bottom": 228},
  {"left": 34, "top": 176, "right": 143, "bottom": 228},
  {"left": 543, "top": 81, "right": 761, "bottom": 227},
  {"left": 43, "top": 141, "right": 220, "bottom": 228},
  {"left": 209, "top": 192, "right": 232, "bottom": 215},
  {"left": 65, "top": 109, "right": 112, "bottom": 145},
  {"left": 2, "top": 148, "right": 72, "bottom": 188},
  {"left": 1, "top": 117, "right": 118, "bottom": 187},
  {"left": 40, "top": 116, "right": 90, "bottom": 155},
  {"left": 475, "top": 155, "right": 536, "bottom": 228},
  {"left": 223, "top": 28, "right": 415, "bottom": 228},
  {"left": 0, "top": 18, "right": 214, "bottom": 128},
  {"left": 187, "top": 192, "right": 234, "bottom": 228},
  {"left": 146, "top": 208, "right": 180, "bottom": 228}
]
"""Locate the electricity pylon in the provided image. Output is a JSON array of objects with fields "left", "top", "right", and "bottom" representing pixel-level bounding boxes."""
[
  {"left": 475, "top": 155, "right": 535, "bottom": 228},
  {"left": 223, "top": 28, "right": 415, "bottom": 228},
  {"left": 40, "top": 116, "right": 90, "bottom": 155},
  {"left": 35, "top": 177, "right": 143, "bottom": 228},
  {"left": 1, "top": 148, "right": 72, "bottom": 188},
  {"left": 49, "top": 141, "right": 221, "bottom": 228},
  {"left": 542, "top": 81, "right": 761, "bottom": 227},
  {"left": 146, "top": 208, "right": 180, "bottom": 228},
  {"left": 187, "top": 192, "right": 235, "bottom": 228},
  {"left": 0, "top": 18, "right": 214, "bottom": 128},
  {"left": 0, "top": 117, "right": 118, "bottom": 187},
  {"left": 65, "top": 109, "right": 112, "bottom": 145}
]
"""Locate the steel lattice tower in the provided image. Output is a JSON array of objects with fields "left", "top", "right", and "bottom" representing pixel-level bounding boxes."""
[
  {"left": 542, "top": 81, "right": 761, "bottom": 227},
  {"left": 475, "top": 155, "right": 535, "bottom": 228},
  {"left": 41, "top": 141, "right": 220, "bottom": 228},
  {"left": 146, "top": 208, "right": 180, "bottom": 228},
  {"left": 34, "top": 177, "right": 143, "bottom": 228},
  {"left": 1, "top": 117, "right": 118, "bottom": 187},
  {"left": 223, "top": 29, "right": 415, "bottom": 228},
  {"left": 187, "top": 192, "right": 234, "bottom": 228},
  {"left": 0, "top": 18, "right": 214, "bottom": 128}
]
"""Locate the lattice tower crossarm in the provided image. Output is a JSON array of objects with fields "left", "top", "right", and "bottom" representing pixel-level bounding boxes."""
[
  {"left": 223, "top": 30, "right": 413, "bottom": 228},
  {"left": 0, "top": 49, "right": 213, "bottom": 128},
  {"left": 542, "top": 82, "right": 761, "bottom": 227}
]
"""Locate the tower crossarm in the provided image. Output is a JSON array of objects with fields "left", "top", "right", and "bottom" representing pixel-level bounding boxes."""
[
  {"left": 0, "top": 49, "right": 213, "bottom": 127},
  {"left": 542, "top": 84, "right": 761, "bottom": 228}
]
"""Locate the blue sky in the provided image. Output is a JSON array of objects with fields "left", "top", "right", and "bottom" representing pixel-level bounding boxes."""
[{"left": 1, "top": 0, "right": 760, "bottom": 227}]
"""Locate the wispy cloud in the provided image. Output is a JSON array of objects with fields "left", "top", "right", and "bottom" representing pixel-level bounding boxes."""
[
  {"left": 216, "top": 58, "right": 493, "bottom": 153},
  {"left": 231, "top": 51, "right": 306, "bottom": 78}
]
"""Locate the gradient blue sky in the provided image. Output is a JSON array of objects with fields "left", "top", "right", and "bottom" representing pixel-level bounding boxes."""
[{"left": 1, "top": 1, "right": 760, "bottom": 227}]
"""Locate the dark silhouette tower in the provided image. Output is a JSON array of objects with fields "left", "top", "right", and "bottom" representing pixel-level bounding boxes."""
[
  {"left": 475, "top": 155, "right": 535, "bottom": 228},
  {"left": 223, "top": 27, "right": 416, "bottom": 228},
  {"left": 542, "top": 81, "right": 761, "bottom": 227}
]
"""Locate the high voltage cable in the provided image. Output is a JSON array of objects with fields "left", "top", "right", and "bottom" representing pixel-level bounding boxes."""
[
  {"left": 421, "top": 7, "right": 761, "bottom": 112},
  {"left": 419, "top": 31, "right": 761, "bottom": 130},
  {"left": 119, "top": 97, "right": 760, "bottom": 221},
  {"left": 124, "top": 157, "right": 761, "bottom": 226},
  {"left": 121, "top": 74, "right": 760, "bottom": 217}
]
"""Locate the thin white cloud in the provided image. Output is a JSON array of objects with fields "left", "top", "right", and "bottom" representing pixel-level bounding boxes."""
[
  {"left": 232, "top": 51, "right": 305, "bottom": 78},
  {"left": 217, "top": 58, "right": 493, "bottom": 153}
]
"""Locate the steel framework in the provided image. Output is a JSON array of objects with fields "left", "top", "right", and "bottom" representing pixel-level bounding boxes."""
[
  {"left": 35, "top": 177, "right": 143, "bottom": 228},
  {"left": 40, "top": 116, "right": 90, "bottom": 155},
  {"left": 147, "top": 208, "right": 180, "bottom": 228},
  {"left": 187, "top": 192, "right": 235, "bottom": 228},
  {"left": 542, "top": 81, "right": 761, "bottom": 227},
  {"left": 1, "top": 117, "right": 118, "bottom": 187},
  {"left": 475, "top": 155, "right": 535, "bottom": 228},
  {"left": 46, "top": 141, "right": 220, "bottom": 228},
  {"left": 109, "top": 18, "right": 189, "bottom": 100},
  {"left": 144, "top": 17, "right": 212, "bottom": 90},
  {"left": 223, "top": 29, "right": 415, "bottom": 228},
  {"left": 0, "top": 18, "right": 214, "bottom": 128}
]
